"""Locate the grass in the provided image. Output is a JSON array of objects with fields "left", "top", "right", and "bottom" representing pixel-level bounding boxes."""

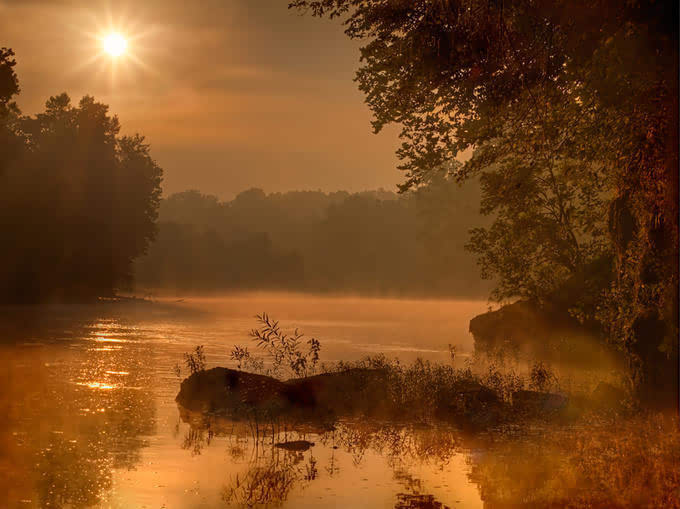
[{"left": 176, "top": 314, "right": 679, "bottom": 507}]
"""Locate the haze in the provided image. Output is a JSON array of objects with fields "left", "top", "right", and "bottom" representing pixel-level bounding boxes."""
[{"left": 0, "top": 0, "right": 401, "bottom": 199}]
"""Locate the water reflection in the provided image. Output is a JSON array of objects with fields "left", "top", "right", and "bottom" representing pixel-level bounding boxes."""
[
  {"left": 1, "top": 297, "right": 488, "bottom": 508},
  {"left": 178, "top": 408, "right": 478, "bottom": 508},
  {"left": 221, "top": 446, "right": 317, "bottom": 507},
  {"left": 0, "top": 305, "right": 157, "bottom": 507}
]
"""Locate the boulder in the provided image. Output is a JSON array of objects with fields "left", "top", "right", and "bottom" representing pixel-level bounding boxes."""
[
  {"left": 176, "top": 367, "right": 390, "bottom": 419},
  {"left": 436, "top": 381, "right": 505, "bottom": 429},
  {"left": 285, "top": 368, "right": 391, "bottom": 416},
  {"left": 176, "top": 367, "right": 288, "bottom": 413}
]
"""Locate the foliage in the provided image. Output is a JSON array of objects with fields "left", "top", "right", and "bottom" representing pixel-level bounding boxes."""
[
  {"left": 0, "top": 47, "right": 19, "bottom": 112},
  {"left": 135, "top": 184, "right": 490, "bottom": 297},
  {"left": 250, "top": 313, "right": 321, "bottom": 379},
  {"left": 184, "top": 345, "right": 206, "bottom": 375},
  {"left": 0, "top": 54, "right": 163, "bottom": 302},
  {"left": 290, "top": 0, "right": 678, "bottom": 401},
  {"left": 469, "top": 413, "right": 680, "bottom": 507},
  {"left": 230, "top": 314, "right": 321, "bottom": 379},
  {"left": 465, "top": 95, "right": 613, "bottom": 302},
  {"left": 229, "top": 345, "right": 264, "bottom": 373},
  {"left": 528, "top": 361, "right": 557, "bottom": 393}
]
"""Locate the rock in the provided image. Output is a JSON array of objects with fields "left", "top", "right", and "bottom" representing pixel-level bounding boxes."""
[
  {"left": 395, "top": 493, "right": 448, "bottom": 509},
  {"left": 512, "top": 390, "right": 568, "bottom": 414},
  {"left": 175, "top": 367, "right": 390, "bottom": 419},
  {"left": 176, "top": 367, "right": 288, "bottom": 414},
  {"left": 285, "top": 368, "right": 391, "bottom": 416},
  {"left": 274, "top": 440, "right": 314, "bottom": 451},
  {"left": 468, "top": 300, "right": 611, "bottom": 367},
  {"left": 436, "top": 381, "right": 505, "bottom": 429}
]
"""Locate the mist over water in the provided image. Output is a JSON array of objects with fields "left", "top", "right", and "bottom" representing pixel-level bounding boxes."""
[{"left": 0, "top": 294, "right": 489, "bottom": 508}]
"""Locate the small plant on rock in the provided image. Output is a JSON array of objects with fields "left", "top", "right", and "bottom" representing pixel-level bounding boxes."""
[
  {"left": 231, "top": 313, "right": 321, "bottom": 379},
  {"left": 184, "top": 345, "right": 206, "bottom": 375}
]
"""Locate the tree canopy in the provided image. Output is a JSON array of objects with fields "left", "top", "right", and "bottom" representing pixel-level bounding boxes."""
[
  {"left": 0, "top": 51, "right": 163, "bottom": 302},
  {"left": 291, "top": 0, "right": 678, "bottom": 403}
]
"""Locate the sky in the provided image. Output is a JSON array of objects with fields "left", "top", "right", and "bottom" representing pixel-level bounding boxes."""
[{"left": 0, "top": 0, "right": 402, "bottom": 199}]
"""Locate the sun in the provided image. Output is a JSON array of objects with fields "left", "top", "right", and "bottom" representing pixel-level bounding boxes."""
[{"left": 102, "top": 32, "right": 127, "bottom": 57}]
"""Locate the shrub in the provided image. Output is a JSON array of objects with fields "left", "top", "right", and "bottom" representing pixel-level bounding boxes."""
[{"left": 184, "top": 345, "right": 206, "bottom": 375}]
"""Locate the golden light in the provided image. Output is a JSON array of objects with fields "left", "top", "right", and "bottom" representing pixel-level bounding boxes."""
[
  {"left": 102, "top": 32, "right": 127, "bottom": 57},
  {"left": 70, "top": 12, "right": 159, "bottom": 83}
]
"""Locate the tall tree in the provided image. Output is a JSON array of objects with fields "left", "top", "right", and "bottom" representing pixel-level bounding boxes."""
[
  {"left": 0, "top": 58, "right": 163, "bottom": 302},
  {"left": 291, "top": 0, "right": 678, "bottom": 403},
  {"left": 0, "top": 48, "right": 21, "bottom": 177}
]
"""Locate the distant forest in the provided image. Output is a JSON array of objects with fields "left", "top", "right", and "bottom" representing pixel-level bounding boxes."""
[{"left": 134, "top": 181, "right": 491, "bottom": 297}]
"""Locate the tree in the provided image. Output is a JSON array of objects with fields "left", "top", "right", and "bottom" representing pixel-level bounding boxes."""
[
  {"left": 465, "top": 93, "right": 613, "bottom": 305},
  {"left": 0, "top": 47, "right": 19, "bottom": 109},
  {"left": 0, "top": 59, "right": 163, "bottom": 302},
  {"left": 0, "top": 48, "right": 21, "bottom": 177},
  {"left": 291, "top": 0, "right": 678, "bottom": 403}
]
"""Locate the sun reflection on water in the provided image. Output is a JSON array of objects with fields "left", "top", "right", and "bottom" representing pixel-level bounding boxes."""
[{"left": 75, "top": 381, "right": 119, "bottom": 390}]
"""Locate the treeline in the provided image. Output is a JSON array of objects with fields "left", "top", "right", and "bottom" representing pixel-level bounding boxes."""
[
  {"left": 134, "top": 180, "right": 491, "bottom": 297},
  {"left": 0, "top": 49, "right": 162, "bottom": 303}
]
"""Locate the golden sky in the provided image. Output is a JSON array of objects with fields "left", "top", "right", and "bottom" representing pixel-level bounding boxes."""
[{"left": 0, "top": 0, "right": 401, "bottom": 198}]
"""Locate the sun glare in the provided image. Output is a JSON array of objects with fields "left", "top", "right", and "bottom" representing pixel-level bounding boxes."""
[{"left": 103, "top": 32, "right": 127, "bottom": 57}]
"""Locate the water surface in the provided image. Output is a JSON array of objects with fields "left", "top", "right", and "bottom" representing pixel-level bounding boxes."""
[{"left": 1, "top": 293, "right": 488, "bottom": 508}]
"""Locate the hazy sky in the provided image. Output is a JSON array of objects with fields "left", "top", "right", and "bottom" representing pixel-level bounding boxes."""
[{"left": 0, "top": 0, "right": 402, "bottom": 198}]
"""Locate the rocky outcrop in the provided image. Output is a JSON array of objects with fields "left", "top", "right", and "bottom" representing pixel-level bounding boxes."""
[
  {"left": 470, "top": 301, "right": 577, "bottom": 353},
  {"left": 435, "top": 381, "right": 505, "bottom": 428},
  {"left": 176, "top": 367, "right": 289, "bottom": 413},
  {"left": 469, "top": 300, "right": 614, "bottom": 366},
  {"left": 176, "top": 367, "right": 391, "bottom": 419},
  {"left": 177, "top": 367, "right": 579, "bottom": 429}
]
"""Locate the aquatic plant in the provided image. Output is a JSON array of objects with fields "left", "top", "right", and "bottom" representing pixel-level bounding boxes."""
[
  {"left": 183, "top": 345, "right": 206, "bottom": 375},
  {"left": 229, "top": 345, "right": 264, "bottom": 373},
  {"left": 230, "top": 313, "right": 320, "bottom": 379},
  {"left": 221, "top": 447, "right": 316, "bottom": 507}
]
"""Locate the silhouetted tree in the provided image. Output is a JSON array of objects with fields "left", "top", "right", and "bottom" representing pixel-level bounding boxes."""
[
  {"left": 291, "top": 0, "right": 678, "bottom": 404},
  {"left": 0, "top": 55, "right": 163, "bottom": 302},
  {"left": 0, "top": 48, "right": 21, "bottom": 177}
]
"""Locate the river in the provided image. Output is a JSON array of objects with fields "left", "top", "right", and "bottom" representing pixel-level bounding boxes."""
[{"left": 1, "top": 293, "right": 492, "bottom": 508}]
